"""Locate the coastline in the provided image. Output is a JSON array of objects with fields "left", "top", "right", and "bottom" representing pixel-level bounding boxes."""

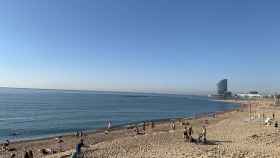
[
  {"left": 1, "top": 98, "right": 240, "bottom": 144},
  {"left": 0, "top": 99, "right": 241, "bottom": 158}
]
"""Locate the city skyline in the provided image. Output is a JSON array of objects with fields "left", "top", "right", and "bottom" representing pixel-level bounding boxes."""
[{"left": 1, "top": 0, "right": 280, "bottom": 94}]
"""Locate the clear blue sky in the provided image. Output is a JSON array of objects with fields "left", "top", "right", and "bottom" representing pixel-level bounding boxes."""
[{"left": 0, "top": 0, "right": 280, "bottom": 94}]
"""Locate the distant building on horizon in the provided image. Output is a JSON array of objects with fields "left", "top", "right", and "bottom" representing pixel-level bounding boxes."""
[
  {"left": 209, "top": 79, "right": 232, "bottom": 99},
  {"left": 217, "top": 79, "right": 228, "bottom": 95},
  {"left": 236, "top": 91, "right": 262, "bottom": 99}
]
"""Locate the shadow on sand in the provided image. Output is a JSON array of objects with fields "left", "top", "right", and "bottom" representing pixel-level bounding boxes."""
[{"left": 195, "top": 140, "right": 232, "bottom": 145}]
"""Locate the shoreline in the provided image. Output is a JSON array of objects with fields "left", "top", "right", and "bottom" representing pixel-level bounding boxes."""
[
  {"left": 1, "top": 99, "right": 240, "bottom": 145},
  {"left": 0, "top": 101, "right": 242, "bottom": 158},
  {"left": 3, "top": 105, "right": 241, "bottom": 146}
]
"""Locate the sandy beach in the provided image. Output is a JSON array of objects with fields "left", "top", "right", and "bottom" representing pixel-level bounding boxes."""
[{"left": 1, "top": 99, "right": 280, "bottom": 158}]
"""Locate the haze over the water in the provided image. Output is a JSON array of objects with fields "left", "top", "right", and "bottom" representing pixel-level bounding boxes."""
[{"left": 0, "top": 0, "right": 280, "bottom": 94}]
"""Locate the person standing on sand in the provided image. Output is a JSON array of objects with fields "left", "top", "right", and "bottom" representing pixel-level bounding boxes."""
[
  {"left": 24, "top": 151, "right": 29, "bottom": 158},
  {"left": 79, "top": 131, "right": 84, "bottom": 137},
  {"left": 107, "top": 120, "right": 112, "bottom": 129},
  {"left": 202, "top": 125, "right": 207, "bottom": 143},
  {"left": 188, "top": 126, "right": 193, "bottom": 143},
  {"left": 183, "top": 127, "right": 189, "bottom": 141},
  {"left": 74, "top": 139, "right": 89, "bottom": 158},
  {"left": 171, "top": 121, "right": 175, "bottom": 130},
  {"left": 105, "top": 120, "right": 112, "bottom": 135},
  {"left": 28, "top": 150, "right": 33, "bottom": 158},
  {"left": 143, "top": 122, "right": 146, "bottom": 131}
]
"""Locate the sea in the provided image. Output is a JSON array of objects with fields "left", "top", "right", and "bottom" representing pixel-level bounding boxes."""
[{"left": 0, "top": 88, "right": 238, "bottom": 142}]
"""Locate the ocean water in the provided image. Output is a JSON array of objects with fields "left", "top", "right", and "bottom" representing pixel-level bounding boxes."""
[{"left": 0, "top": 88, "right": 238, "bottom": 141}]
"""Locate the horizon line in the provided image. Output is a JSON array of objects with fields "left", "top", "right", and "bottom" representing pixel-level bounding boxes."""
[{"left": 0, "top": 86, "right": 209, "bottom": 96}]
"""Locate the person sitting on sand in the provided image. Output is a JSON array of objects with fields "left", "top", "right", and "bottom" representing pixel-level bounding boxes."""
[
  {"left": 104, "top": 130, "right": 109, "bottom": 135},
  {"left": 10, "top": 153, "right": 16, "bottom": 158},
  {"left": 265, "top": 117, "right": 272, "bottom": 126},
  {"left": 135, "top": 126, "right": 140, "bottom": 135},
  {"left": 181, "top": 121, "right": 185, "bottom": 126},
  {"left": 5, "top": 139, "right": 10, "bottom": 145},
  {"left": 56, "top": 137, "right": 65, "bottom": 152},
  {"left": 275, "top": 121, "right": 278, "bottom": 128},
  {"left": 197, "top": 133, "right": 203, "bottom": 143},
  {"left": 40, "top": 148, "right": 52, "bottom": 155},
  {"left": 3, "top": 139, "right": 10, "bottom": 151}
]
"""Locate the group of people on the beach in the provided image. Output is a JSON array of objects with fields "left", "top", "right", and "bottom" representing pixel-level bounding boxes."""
[
  {"left": 1, "top": 139, "right": 17, "bottom": 158},
  {"left": 76, "top": 131, "right": 85, "bottom": 137},
  {"left": 134, "top": 121, "right": 156, "bottom": 135},
  {"left": 1, "top": 119, "right": 209, "bottom": 158},
  {"left": 182, "top": 121, "right": 207, "bottom": 144},
  {"left": 1, "top": 139, "right": 10, "bottom": 151},
  {"left": 129, "top": 119, "right": 207, "bottom": 145},
  {"left": 1, "top": 138, "right": 63, "bottom": 158},
  {"left": 263, "top": 113, "right": 279, "bottom": 128}
]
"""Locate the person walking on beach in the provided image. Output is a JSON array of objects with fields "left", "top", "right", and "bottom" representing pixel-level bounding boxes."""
[
  {"left": 143, "top": 122, "right": 146, "bottom": 132},
  {"left": 107, "top": 120, "right": 112, "bottom": 130}
]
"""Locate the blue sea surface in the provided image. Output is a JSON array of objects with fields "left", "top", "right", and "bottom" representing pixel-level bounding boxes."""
[{"left": 0, "top": 88, "right": 238, "bottom": 141}]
